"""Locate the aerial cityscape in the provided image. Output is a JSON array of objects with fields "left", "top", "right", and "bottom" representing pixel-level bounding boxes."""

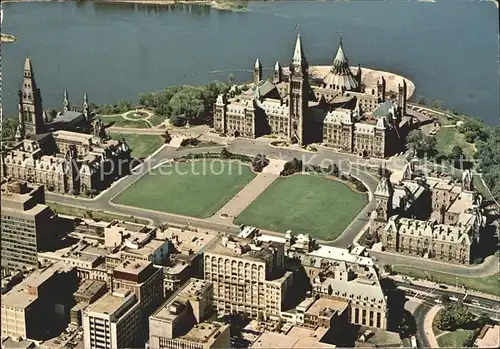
[{"left": 1, "top": 1, "right": 499, "bottom": 349}]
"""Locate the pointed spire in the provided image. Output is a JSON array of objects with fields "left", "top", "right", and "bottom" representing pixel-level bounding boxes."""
[
  {"left": 274, "top": 61, "right": 281, "bottom": 71},
  {"left": 84, "top": 92, "right": 88, "bottom": 104},
  {"left": 333, "top": 39, "right": 348, "bottom": 66},
  {"left": 15, "top": 125, "right": 23, "bottom": 141},
  {"left": 375, "top": 176, "right": 393, "bottom": 197},
  {"left": 63, "top": 89, "right": 70, "bottom": 112},
  {"left": 254, "top": 58, "right": 262, "bottom": 69},
  {"left": 24, "top": 57, "right": 33, "bottom": 73},
  {"left": 292, "top": 33, "right": 306, "bottom": 66}
]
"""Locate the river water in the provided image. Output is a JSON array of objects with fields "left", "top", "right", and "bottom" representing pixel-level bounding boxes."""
[{"left": 1, "top": 1, "right": 498, "bottom": 123}]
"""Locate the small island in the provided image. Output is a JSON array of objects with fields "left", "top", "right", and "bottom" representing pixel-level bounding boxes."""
[{"left": 1, "top": 33, "right": 17, "bottom": 43}]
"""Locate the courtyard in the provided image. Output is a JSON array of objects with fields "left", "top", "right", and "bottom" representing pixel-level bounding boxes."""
[
  {"left": 113, "top": 160, "right": 256, "bottom": 218},
  {"left": 234, "top": 175, "right": 368, "bottom": 241}
]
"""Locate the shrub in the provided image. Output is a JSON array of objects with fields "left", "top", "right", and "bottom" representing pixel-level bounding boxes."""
[{"left": 180, "top": 138, "right": 200, "bottom": 147}]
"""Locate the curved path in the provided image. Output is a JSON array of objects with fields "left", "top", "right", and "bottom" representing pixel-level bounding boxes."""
[{"left": 46, "top": 138, "right": 499, "bottom": 277}]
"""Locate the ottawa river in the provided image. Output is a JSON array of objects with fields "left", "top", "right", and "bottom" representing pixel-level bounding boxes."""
[{"left": 1, "top": 1, "right": 498, "bottom": 124}]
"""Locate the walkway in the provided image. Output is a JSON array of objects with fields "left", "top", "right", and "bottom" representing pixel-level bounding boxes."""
[
  {"left": 423, "top": 305, "right": 442, "bottom": 348},
  {"left": 208, "top": 159, "right": 286, "bottom": 223},
  {"left": 45, "top": 138, "right": 500, "bottom": 278}
]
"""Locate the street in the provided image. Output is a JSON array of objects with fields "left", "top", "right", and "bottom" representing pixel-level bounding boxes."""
[{"left": 46, "top": 137, "right": 499, "bottom": 278}]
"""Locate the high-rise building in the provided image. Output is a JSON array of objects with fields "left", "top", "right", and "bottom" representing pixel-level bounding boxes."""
[
  {"left": 203, "top": 235, "right": 293, "bottom": 319},
  {"left": 83, "top": 289, "right": 141, "bottom": 349},
  {"left": 149, "top": 278, "right": 230, "bottom": 349},
  {"left": 111, "top": 260, "right": 164, "bottom": 319},
  {"left": 1, "top": 180, "right": 55, "bottom": 271},
  {"left": 1, "top": 262, "right": 77, "bottom": 340}
]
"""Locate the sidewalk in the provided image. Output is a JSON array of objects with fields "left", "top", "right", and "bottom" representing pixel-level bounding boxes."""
[
  {"left": 423, "top": 305, "right": 442, "bottom": 348},
  {"left": 390, "top": 274, "right": 500, "bottom": 302}
]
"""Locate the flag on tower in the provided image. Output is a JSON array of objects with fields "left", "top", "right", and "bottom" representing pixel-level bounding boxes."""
[{"left": 295, "top": 23, "right": 300, "bottom": 31}]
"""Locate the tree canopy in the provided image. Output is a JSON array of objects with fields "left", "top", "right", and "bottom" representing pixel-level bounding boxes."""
[
  {"left": 435, "top": 302, "right": 475, "bottom": 331},
  {"left": 475, "top": 125, "right": 500, "bottom": 201},
  {"left": 1, "top": 118, "right": 19, "bottom": 141},
  {"left": 138, "top": 82, "right": 230, "bottom": 124},
  {"left": 406, "top": 129, "right": 437, "bottom": 158}
]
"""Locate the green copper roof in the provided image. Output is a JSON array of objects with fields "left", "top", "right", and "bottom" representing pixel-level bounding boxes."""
[{"left": 372, "top": 101, "right": 394, "bottom": 117}]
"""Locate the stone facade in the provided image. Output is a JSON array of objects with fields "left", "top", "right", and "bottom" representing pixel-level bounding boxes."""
[
  {"left": 2, "top": 130, "right": 131, "bottom": 194},
  {"left": 203, "top": 235, "right": 293, "bottom": 319},
  {"left": 2, "top": 58, "right": 131, "bottom": 194},
  {"left": 371, "top": 166, "right": 485, "bottom": 264},
  {"left": 214, "top": 35, "right": 411, "bottom": 158}
]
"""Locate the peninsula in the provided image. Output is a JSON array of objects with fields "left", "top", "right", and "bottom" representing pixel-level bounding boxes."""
[{"left": 1, "top": 33, "right": 17, "bottom": 43}]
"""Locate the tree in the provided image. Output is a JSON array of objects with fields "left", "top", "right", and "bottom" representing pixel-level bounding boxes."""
[
  {"left": 169, "top": 87, "right": 205, "bottom": 124},
  {"left": 162, "top": 130, "right": 172, "bottom": 144},
  {"left": 252, "top": 154, "right": 269, "bottom": 172},
  {"left": 435, "top": 302, "right": 475, "bottom": 331},
  {"left": 220, "top": 148, "right": 232, "bottom": 159},
  {"left": 228, "top": 73, "right": 235, "bottom": 84},
  {"left": 417, "top": 96, "right": 427, "bottom": 106},
  {"left": 406, "top": 130, "right": 437, "bottom": 158},
  {"left": 431, "top": 99, "right": 442, "bottom": 110},
  {"left": 382, "top": 264, "right": 392, "bottom": 274},
  {"left": 475, "top": 125, "right": 500, "bottom": 201},
  {"left": 47, "top": 108, "right": 58, "bottom": 119},
  {"left": 448, "top": 145, "right": 465, "bottom": 168},
  {"left": 1, "top": 118, "right": 19, "bottom": 140}
]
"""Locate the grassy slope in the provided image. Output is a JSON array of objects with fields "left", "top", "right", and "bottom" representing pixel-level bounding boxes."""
[
  {"left": 435, "top": 127, "right": 475, "bottom": 158},
  {"left": 48, "top": 202, "right": 149, "bottom": 225},
  {"left": 393, "top": 265, "right": 500, "bottom": 296},
  {"left": 110, "top": 133, "right": 164, "bottom": 158},
  {"left": 235, "top": 175, "right": 368, "bottom": 240},
  {"left": 437, "top": 329, "right": 475, "bottom": 348},
  {"left": 113, "top": 161, "right": 255, "bottom": 218},
  {"left": 99, "top": 115, "right": 150, "bottom": 128}
]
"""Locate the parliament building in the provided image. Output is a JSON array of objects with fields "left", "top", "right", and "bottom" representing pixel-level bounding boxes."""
[
  {"left": 214, "top": 34, "right": 412, "bottom": 158},
  {"left": 1, "top": 58, "right": 131, "bottom": 195}
]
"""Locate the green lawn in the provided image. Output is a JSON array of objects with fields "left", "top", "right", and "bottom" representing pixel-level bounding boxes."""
[
  {"left": 393, "top": 265, "right": 500, "bottom": 296},
  {"left": 435, "top": 127, "right": 475, "bottom": 158},
  {"left": 113, "top": 161, "right": 256, "bottom": 218},
  {"left": 437, "top": 329, "right": 475, "bottom": 348},
  {"left": 47, "top": 202, "right": 149, "bottom": 225},
  {"left": 110, "top": 133, "right": 164, "bottom": 158},
  {"left": 99, "top": 115, "right": 150, "bottom": 129},
  {"left": 150, "top": 113, "right": 166, "bottom": 126},
  {"left": 235, "top": 175, "right": 368, "bottom": 240},
  {"left": 124, "top": 111, "right": 148, "bottom": 120}
]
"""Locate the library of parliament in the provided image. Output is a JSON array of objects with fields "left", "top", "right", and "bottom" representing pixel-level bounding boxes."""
[{"left": 214, "top": 34, "right": 412, "bottom": 158}]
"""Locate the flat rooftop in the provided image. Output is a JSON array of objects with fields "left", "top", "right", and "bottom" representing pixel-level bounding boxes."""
[
  {"left": 87, "top": 289, "right": 133, "bottom": 315},
  {"left": 475, "top": 325, "right": 500, "bottom": 348},
  {"left": 74, "top": 279, "right": 106, "bottom": 300},
  {"left": 152, "top": 278, "right": 210, "bottom": 321},
  {"left": 181, "top": 322, "right": 229, "bottom": 345},
  {"left": 1, "top": 285, "right": 38, "bottom": 309},
  {"left": 206, "top": 235, "right": 281, "bottom": 263},
  {"left": 251, "top": 327, "right": 334, "bottom": 349},
  {"left": 158, "top": 227, "right": 218, "bottom": 256},
  {"left": 52, "top": 130, "right": 92, "bottom": 143},
  {"left": 304, "top": 297, "right": 349, "bottom": 317},
  {"left": 114, "top": 259, "right": 151, "bottom": 275}
]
